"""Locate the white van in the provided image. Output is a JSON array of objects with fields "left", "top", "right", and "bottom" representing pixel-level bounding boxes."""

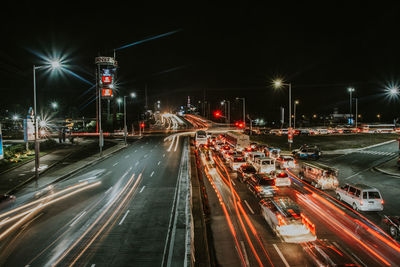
[
  {"left": 335, "top": 183, "right": 383, "bottom": 211},
  {"left": 253, "top": 157, "right": 276, "bottom": 174},
  {"left": 195, "top": 130, "right": 207, "bottom": 147},
  {"left": 247, "top": 152, "right": 266, "bottom": 164}
]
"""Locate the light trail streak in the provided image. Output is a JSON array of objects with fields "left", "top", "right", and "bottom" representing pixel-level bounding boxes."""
[
  {"left": 297, "top": 193, "right": 391, "bottom": 266},
  {"left": 51, "top": 173, "right": 138, "bottom": 267},
  {"left": 0, "top": 181, "right": 90, "bottom": 220},
  {"left": 115, "top": 29, "right": 182, "bottom": 51}
]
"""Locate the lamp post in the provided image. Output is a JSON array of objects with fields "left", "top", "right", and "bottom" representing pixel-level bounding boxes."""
[
  {"left": 33, "top": 60, "right": 61, "bottom": 183},
  {"left": 236, "top": 97, "right": 245, "bottom": 127},
  {"left": 51, "top": 102, "right": 58, "bottom": 110},
  {"left": 294, "top": 100, "right": 299, "bottom": 129},
  {"left": 274, "top": 79, "right": 293, "bottom": 150},
  {"left": 348, "top": 87, "right": 355, "bottom": 125},
  {"left": 123, "top": 92, "right": 136, "bottom": 145},
  {"left": 221, "top": 100, "right": 231, "bottom": 124}
]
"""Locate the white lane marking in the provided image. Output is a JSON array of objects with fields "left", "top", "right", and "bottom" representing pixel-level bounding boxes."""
[
  {"left": 345, "top": 169, "right": 367, "bottom": 180},
  {"left": 167, "top": 135, "right": 176, "bottom": 152},
  {"left": 332, "top": 241, "right": 365, "bottom": 267},
  {"left": 158, "top": 161, "right": 161, "bottom": 165},
  {"left": 163, "top": 154, "right": 166, "bottom": 157},
  {"left": 134, "top": 150, "right": 137, "bottom": 152},
  {"left": 240, "top": 241, "right": 250, "bottom": 267},
  {"left": 141, "top": 146, "right": 144, "bottom": 148},
  {"left": 105, "top": 187, "right": 113, "bottom": 194},
  {"left": 144, "top": 154, "right": 148, "bottom": 158},
  {"left": 70, "top": 211, "right": 87, "bottom": 227},
  {"left": 244, "top": 200, "right": 254, "bottom": 215},
  {"left": 150, "top": 171, "right": 154, "bottom": 177},
  {"left": 91, "top": 264, "right": 95, "bottom": 267},
  {"left": 231, "top": 180, "right": 236, "bottom": 186},
  {"left": 174, "top": 135, "right": 180, "bottom": 152},
  {"left": 121, "top": 167, "right": 133, "bottom": 179},
  {"left": 273, "top": 244, "right": 290, "bottom": 267},
  {"left": 113, "top": 162, "right": 119, "bottom": 167},
  {"left": 139, "top": 186, "right": 146, "bottom": 193},
  {"left": 135, "top": 161, "right": 139, "bottom": 166},
  {"left": 119, "top": 210, "right": 130, "bottom": 225},
  {"left": 125, "top": 155, "right": 130, "bottom": 159}
]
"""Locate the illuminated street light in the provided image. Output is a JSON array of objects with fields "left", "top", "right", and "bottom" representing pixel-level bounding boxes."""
[
  {"left": 33, "top": 58, "right": 64, "bottom": 183},
  {"left": 51, "top": 102, "right": 58, "bottom": 109},
  {"left": 12, "top": 114, "right": 19, "bottom": 121},
  {"left": 273, "top": 78, "right": 293, "bottom": 148},
  {"left": 130, "top": 92, "right": 137, "bottom": 98},
  {"left": 273, "top": 79, "right": 282, "bottom": 88},
  {"left": 294, "top": 100, "right": 299, "bottom": 129},
  {"left": 347, "top": 87, "right": 355, "bottom": 125}
]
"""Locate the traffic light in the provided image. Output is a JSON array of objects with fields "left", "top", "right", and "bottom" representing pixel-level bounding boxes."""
[
  {"left": 213, "top": 110, "right": 222, "bottom": 118},
  {"left": 140, "top": 123, "right": 145, "bottom": 128},
  {"left": 235, "top": 121, "right": 244, "bottom": 128}
]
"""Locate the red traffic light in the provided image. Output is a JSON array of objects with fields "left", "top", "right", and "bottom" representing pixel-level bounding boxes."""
[
  {"left": 140, "top": 123, "right": 145, "bottom": 128},
  {"left": 235, "top": 121, "right": 244, "bottom": 128},
  {"left": 213, "top": 110, "right": 222, "bottom": 118}
]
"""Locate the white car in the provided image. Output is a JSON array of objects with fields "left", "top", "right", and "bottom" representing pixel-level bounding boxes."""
[
  {"left": 336, "top": 183, "right": 383, "bottom": 211},
  {"left": 276, "top": 156, "right": 296, "bottom": 169},
  {"left": 274, "top": 172, "right": 292, "bottom": 187},
  {"left": 253, "top": 157, "right": 276, "bottom": 174},
  {"left": 247, "top": 152, "right": 266, "bottom": 164},
  {"left": 230, "top": 156, "right": 247, "bottom": 171}
]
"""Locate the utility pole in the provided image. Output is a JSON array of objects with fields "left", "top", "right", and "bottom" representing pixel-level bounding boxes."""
[
  {"left": 355, "top": 98, "right": 358, "bottom": 128},
  {"left": 145, "top": 83, "right": 148, "bottom": 110}
]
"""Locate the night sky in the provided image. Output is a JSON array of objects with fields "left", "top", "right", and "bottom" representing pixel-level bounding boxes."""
[{"left": 1, "top": 2, "right": 400, "bottom": 123}]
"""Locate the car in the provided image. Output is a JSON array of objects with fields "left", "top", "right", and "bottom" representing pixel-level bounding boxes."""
[
  {"left": 229, "top": 156, "right": 247, "bottom": 171},
  {"left": 335, "top": 183, "right": 383, "bottom": 211},
  {"left": 253, "top": 157, "right": 276, "bottom": 174},
  {"left": 292, "top": 144, "right": 321, "bottom": 160},
  {"left": 246, "top": 151, "right": 266, "bottom": 164},
  {"left": 0, "top": 194, "right": 16, "bottom": 209},
  {"left": 237, "top": 164, "right": 257, "bottom": 183},
  {"left": 247, "top": 174, "right": 277, "bottom": 198},
  {"left": 273, "top": 171, "right": 292, "bottom": 187},
  {"left": 260, "top": 197, "right": 316, "bottom": 243},
  {"left": 276, "top": 156, "right": 296, "bottom": 169},
  {"left": 382, "top": 215, "right": 400, "bottom": 239}
]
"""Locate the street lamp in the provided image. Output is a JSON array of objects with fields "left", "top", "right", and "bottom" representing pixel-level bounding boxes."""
[
  {"left": 51, "top": 102, "right": 58, "bottom": 110},
  {"left": 347, "top": 87, "right": 355, "bottom": 124},
  {"left": 294, "top": 100, "right": 299, "bottom": 129},
  {"left": 117, "top": 97, "right": 123, "bottom": 112},
  {"left": 236, "top": 97, "right": 246, "bottom": 127},
  {"left": 12, "top": 114, "right": 19, "bottom": 121},
  {"left": 273, "top": 79, "right": 292, "bottom": 129},
  {"left": 123, "top": 92, "right": 137, "bottom": 145},
  {"left": 33, "top": 59, "right": 62, "bottom": 183}
]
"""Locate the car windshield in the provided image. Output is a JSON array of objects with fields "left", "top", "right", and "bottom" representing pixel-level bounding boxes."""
[
  {"left": 196, "top": 131, "right": 207, "bottom": 138},
  {"left": 244, "top": 166, "right": 256, "bottom": 173},
  {"left": 368, "top": 191, "right": 381, "bottom": 199},
  {"left": 233, "top": 157, "right": 245, "bottom": 162},
  {"left": 262, "top": 160, "right": 272, "bottom": 165}
]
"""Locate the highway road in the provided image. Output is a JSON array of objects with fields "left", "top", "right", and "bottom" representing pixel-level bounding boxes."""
[
  {"left": 0, "top": 135, "right": 190, "bottom": 267},
  {"left": 198, "top": 143, "right": 400, "bottom": 266}
]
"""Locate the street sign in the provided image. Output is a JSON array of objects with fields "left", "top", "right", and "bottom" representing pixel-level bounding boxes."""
[
  {"left": 24, "top": 118, "right": 35, "bottom": 141},
  {"left": 102, "top": 75, "right": 112, "bottom": 84},
  {"left": 0, "top": 124, "right": 4, "bottom": 160},
  {"left": 288, "top": 127, "right": 293, "bottom": 144},
  {"left": 102, "top": 89, "right": 113, "bottom": 98}
]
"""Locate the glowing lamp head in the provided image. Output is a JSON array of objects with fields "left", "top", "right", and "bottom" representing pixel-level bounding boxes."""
[
  {"left": 273, "top": 79, "right": 283, "bottom": 88},
  {"left": 389, "top": 87, "right": 399, "bottom": 96},
  {"left": 12, "top": 114, "right": 19, "bottom": 121},
  {"left": 51, "top": 102, "right": 58, "bottom": 109},
  {"left": 117, "top": 98, "right": 122, "bottom": 104},
  {"left": 347, "top": 87, "right": 355, "bottom": 93},
  {"left": 130, "top": 92, "right": 137, "bottom": 98},
  {"left": 50, "top": 60, "right": 61, "bottom": 69}
]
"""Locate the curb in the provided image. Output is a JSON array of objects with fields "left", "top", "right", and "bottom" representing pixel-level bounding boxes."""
[
  {"left": 7, "top": 143, "right": 127, "bottom": 195},
  {"left": 373, "top": 166, "right": 400, "bottom": 178}
]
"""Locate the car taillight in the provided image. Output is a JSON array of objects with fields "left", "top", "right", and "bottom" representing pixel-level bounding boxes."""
[
  {"left": 277, "top": 214, "right": 286, "bottom": 226},
  {"left": 381, "top": 199, "right": 384, "bottom": 205},
  {"left": 360, "top": 200, "right": 363, "bottom": 206},
  {"left": 255, "top": 186, "right": 261, "bottom": 192},
  {"left": 301, "top": 213, "right": 315, "bottom": 235}
]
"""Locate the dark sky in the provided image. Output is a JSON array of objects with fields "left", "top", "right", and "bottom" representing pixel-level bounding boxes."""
[{"left": 1, "top": 2, "right": 400, "bottom": 122}]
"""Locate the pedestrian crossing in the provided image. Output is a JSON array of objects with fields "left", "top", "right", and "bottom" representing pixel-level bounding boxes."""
[{"left": 354, "top": 150, "right": 397, "bottom": 156}]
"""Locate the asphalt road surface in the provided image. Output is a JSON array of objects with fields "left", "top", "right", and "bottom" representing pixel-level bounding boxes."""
[{"left": 0, "top": 135, "right": 189, "bottom": 267}]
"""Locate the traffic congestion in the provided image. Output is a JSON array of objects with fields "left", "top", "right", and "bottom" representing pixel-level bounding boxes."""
[{"left": 195, "top": 130, "right": 400, "bottom": 266}]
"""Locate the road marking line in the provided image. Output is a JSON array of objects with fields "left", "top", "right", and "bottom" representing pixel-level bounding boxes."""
[
  {"left": 163, "top": 154, "right": 166, "bottom": 157},
  {"left": 135, "top": 161, "right": 139, "bottom": 166},
  {"left": 174, "top": 135, "right": 180, "bottom": 152},
  {"left": 113, "top": 162, "right": 119, "bottom": 167},
  {"left": 240, "top": 241, "right": 250, "bottom": 267},
  {"left": 345, "top": 170, "right": 365, "bottom": 180},
  {"left": 118, "top": 210, "right": 130, "bottom": 225},
  {"left": 105, "top": 187, "right": 113, "bottom": 194},
  {"left": 150, "top": 171, "right": 154, "bottom": 177},
  {"left": 139, "top": 186, "right": 146, "bottom": 193},
  {"left": 244, "top": 200, "right": 254, "bottom": 214},
  {"left": 70, "top": 211, "right": 87, "bottom": 227},
  {"left": 231, "top": 180, "right": 236, "bottom": 186},
  {"left": 91, "top": 264, "right": 95, "bottom": 267},
  {"left": 125, "top": 155, "right": 130, "bottom": 158},
  {"left": 158, "top": 161, "right": 161, "bottom": 165},
  {"left": 134, "top": 150, "right": 137, "bottom": 152},
  {"left": 273, "top": 244, "right": 290, "bottom": 267}
]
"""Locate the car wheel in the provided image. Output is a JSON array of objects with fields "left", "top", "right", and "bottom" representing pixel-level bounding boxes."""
[
  {"left": 390, "top": 226, "right": 398, "bottom": 238},
  {"left": 352, "top": 203, "right": 358, "bottom": 211},
  {"left": 336, "top": 194, "right": 341, "bottom": 201}
]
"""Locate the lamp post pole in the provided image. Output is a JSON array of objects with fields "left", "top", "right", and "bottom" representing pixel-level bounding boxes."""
[
  {"left": 124, "top": 96, "right": 127, "bottom": 146},
  {"left": 33, "top": 65, "right": 39, "bottom": 184}
]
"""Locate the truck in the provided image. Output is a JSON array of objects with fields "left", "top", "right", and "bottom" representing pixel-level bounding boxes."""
[
  {"left": 224, "top": 131, "right": 250, "bottom": 151},
  {"left": 299, "top": 162, "right": 339, "bottom": 190},
  {"left": 260, "top": 197, "right": 316, "bottom": 243}
]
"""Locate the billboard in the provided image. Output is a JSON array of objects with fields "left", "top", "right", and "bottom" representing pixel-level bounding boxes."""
[
  {"left": 0, "top": 124, "right": 3, "bottom": 160},
  {"left": 102, "top": 75, "right": 112, "bottom": 84},
  {"left": 24, "top": 118, "right": 35, "bottom": 141}
]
